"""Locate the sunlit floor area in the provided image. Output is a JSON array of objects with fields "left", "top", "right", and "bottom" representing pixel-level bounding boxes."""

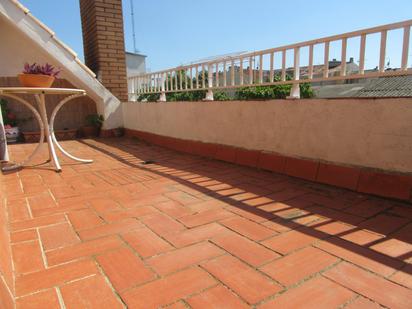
[{"left": 1, "top": 138, "right": 411, "bottom": 308}]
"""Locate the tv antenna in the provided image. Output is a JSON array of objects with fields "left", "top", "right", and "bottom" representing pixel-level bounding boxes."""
[{"left": 129, "top": 0, "right": 137, "bottom": 53}]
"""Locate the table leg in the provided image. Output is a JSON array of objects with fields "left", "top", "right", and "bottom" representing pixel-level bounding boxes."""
[
  {"left": 35, "top": 94, "right": 61, "bottom": 172},
  {"left": 1, "top": 92, "right": 92, "bottom": 173},
  {"left": 0, "top": 104, "right": 9, "bottom": 162},
  {"left": 49, "top": 94, "right": 93, "bottom": 164},
  {"left": 0, "top": 94, "right": 45, "bottom": 172}
]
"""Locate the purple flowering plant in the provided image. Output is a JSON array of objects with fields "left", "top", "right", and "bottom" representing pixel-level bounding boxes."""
[{"left": 23, "top": 62, "right": 61, "bottom": 77}]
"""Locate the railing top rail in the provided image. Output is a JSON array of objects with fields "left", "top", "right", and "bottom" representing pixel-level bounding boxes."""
[{"left": 247, "top": 19, "right": 412, "bottom": 59}]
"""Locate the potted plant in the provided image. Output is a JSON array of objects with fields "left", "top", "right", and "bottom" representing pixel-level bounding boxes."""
[
  {"left": 1, "top": 99, "right": 20, "bottom": 143},
  {"left": 113, "top": 127, "right": 125, "bottom": 137},
  {"left": 18, "top": 62, "right": 60, "bottom": 88},
  {"left": 82, "top": 114, "right": 104, "bottom": 137}
]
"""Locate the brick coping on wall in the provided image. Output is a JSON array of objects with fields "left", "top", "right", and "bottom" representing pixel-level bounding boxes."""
[{"left": 125, "top": 128, "right": 412, "bottom": 203}]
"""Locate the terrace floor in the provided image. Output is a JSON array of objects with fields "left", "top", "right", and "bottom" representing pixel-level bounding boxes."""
[{"left": 1, "top": 138, "right": 412, "bottom": 308}]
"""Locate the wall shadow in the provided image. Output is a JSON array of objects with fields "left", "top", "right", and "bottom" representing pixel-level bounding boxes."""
[{"left": 79, "top": 137, "right": 412, "bottom": 277}]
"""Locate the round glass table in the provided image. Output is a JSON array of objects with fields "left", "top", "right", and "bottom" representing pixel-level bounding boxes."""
[{"left": 0, "top": 87, "right": 93, "bottom": 172}]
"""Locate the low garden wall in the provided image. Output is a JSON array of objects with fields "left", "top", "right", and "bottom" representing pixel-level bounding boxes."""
[{"left": 122, "top": 98, "right": 412, "bottom": 202}]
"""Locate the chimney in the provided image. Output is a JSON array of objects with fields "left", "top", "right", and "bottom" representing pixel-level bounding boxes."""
[{"left": 79, "top": 0, "right": 128, "bottom": 102}]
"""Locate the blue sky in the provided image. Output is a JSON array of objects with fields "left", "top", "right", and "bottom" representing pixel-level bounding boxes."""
[{"left": 19, "top": 0, "right": 412, "bottom": 72}]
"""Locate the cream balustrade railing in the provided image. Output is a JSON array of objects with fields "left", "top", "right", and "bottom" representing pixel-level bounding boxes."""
[{"left": 127, "top": 19, "right": 412, "bottom": 101}]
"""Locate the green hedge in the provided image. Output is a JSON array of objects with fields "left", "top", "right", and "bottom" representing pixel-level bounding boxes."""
[
  {"left": 234, "top": 83, "right": 313, "bottom": 100},
  {"left": 137, "top": 90, "right": 230, "bottom": 102},
  {"left": 136, "top": 72, "right": 313, "bottom": 102}
]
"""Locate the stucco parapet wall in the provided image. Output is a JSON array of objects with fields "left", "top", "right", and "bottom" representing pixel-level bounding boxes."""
[
  {"left": 122, "top": 97, "right": 412, "bottom": 174},
  {"left": 122, "top": 97, "right": 412, "bottom": 193}
]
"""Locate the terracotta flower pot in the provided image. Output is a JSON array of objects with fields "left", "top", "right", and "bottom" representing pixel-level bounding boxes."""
[
  {"left": 82, "top": 126, "right": 98, "bottom": 138},
  {"left": 113, "top": 128, "right": 124, "bottom": 137},
  {"left": 18, "top": 74, "right": 55, "bottom": 88},
  {"left": 23, "top": 129, "right": 77, "bottom": 143}
]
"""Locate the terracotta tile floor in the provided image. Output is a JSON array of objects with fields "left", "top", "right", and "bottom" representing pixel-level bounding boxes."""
[{"left": 1, "top": 138, "right": 412, "bottom": 308}]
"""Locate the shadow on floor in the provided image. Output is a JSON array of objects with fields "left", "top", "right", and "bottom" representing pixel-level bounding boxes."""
[{"left": 77, "top": 137, "right": 412, "bottom": 277}]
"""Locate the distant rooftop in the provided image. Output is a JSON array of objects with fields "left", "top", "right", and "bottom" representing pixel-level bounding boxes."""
[
  {"left": 126, "top": 51, "right": 147, "bottom": 57},
  {"left": 314, "top": 75, "right": 412, "bottom": 98},
  {"left": 355, "top": 75, "right": 412, "bottom": 97}
]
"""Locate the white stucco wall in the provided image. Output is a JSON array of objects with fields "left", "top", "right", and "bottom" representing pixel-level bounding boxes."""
[
  {"left": 126, "top": 53, "right": 146, "bottom": 77},
  {"left": 0, "top": 3, "right": 123, "bottom": 129},
  {"left": 122, "top": 98, "right": 412, "bottom": 174},
  {"left": 0, "top": 16, "right": 52, "bottom": 76}
]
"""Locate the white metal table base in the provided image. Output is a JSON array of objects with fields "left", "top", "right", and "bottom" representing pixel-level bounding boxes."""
[
  {"left": 49, "top": 94, "right": 93, "bottom": 165},
  {"left": 0, "top": 89, "right": 93, "bottom": 172}
]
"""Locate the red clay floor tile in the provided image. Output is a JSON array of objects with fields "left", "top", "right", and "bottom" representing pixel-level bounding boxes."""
[
  {"left": 187, "top": 285, "right": 249, "bottom": 309},
  {"left": 212, "top": 231, "right": 280, "bottom": 267},
  {"left": 39, "top": 222, "right": 80, "bottom": 251},
  {"left": 147, "top": 242, "right": 224, "bottom": 275},
  {"left": 46, "top": 235, "right": 124, "bottom": 266},
  {"left": 15, "top": 259, "right": 99, "bottom": 297},
  {"left": 121, "top": 227, "right": 173, "bottom": 258},
  {"left": 261, "top": 228, "right": 323, "bottom": 255},
  {"left": 120, "top": 267, "right": 216, "bottom": 308},
  {"left": 60, "top": 275, "right": 124, "bottom": 309},
  {"left": 163, "top": 222, "right": 229, "bottom": 248},
  {"left": 15, "top": 289, "right": 60, "bottom": 309},
  {"left": 324, "top": 262, "right": 412, "bottom": 309},
  {"left": 315, "top": 237, "right": 403, "bottom": 277},
  {"left": 258, "top": 276, "right": 354, "bottom": 309},
  {"left": 260, "top": 246, "right": 339, "bottom": 286},
  {"left": 12, "top": 241, "right": 45, "bottom": 275},
  {"left": 220, "top": 216, "right": 276, "bottom": 241},
  {"left": 201, "top": 255, "right": 282, "bottom": 305},
  {"left": 96, "top": 247, "right": 155, "bottom": 291}
]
